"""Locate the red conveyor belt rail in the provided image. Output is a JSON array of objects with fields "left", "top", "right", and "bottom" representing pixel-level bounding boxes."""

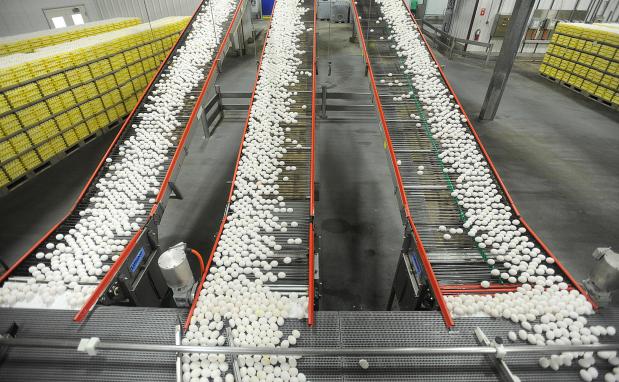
[
  {"left": 398, "top": 0, "right": 596, "bottom": 308},
  {"left": 185, "top": 0, "right": 317, "bottom": 329},
  {"left": 349, "top": 0, "right": 454, "bottom": 328},
  {"left": 350, "top": 0, "right": 597, "bottom": 329},
  {"left": 75, "top": 0, "right": 248, "bottom": 322},
  {"left": 0, "top": 0, "right": 247, "bottom": 322},
  {"left": 308, "top": 0, "right": 317, "bottom": 327}
]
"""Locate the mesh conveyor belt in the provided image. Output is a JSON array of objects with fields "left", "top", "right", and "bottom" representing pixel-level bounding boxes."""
[
  {"left": 353, "top": 0, "right": 575, "bottom": 289},
  {"left": 1, "top": 0, "right": 243, "bottom": 297},
  {"left": 2, "top": 307, "right": 617, "bottom": 381},
  {"left": 199, "top": 0, "right": 316, "bottom": 297},
  {"left": 0, "top": 306, "right": 187, "bottom": 381}
]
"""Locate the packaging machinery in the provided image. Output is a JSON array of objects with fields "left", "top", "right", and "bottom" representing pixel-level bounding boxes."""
[{"left": 0, "top": 0, "right": 618, "bottom": 381}]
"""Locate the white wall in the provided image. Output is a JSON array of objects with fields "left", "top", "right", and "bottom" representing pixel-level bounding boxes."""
[
  {"left": 422, "top": 0, "right": 449, "bottom": 15},
  {"left": 0, "top": 0, "right": 101, "bottom": 37},
  {"left": 95, "top": 0, "right": 200, "bottom": 21},
  {"left": 0, "top": 0, "right": 200, "bottom": 37}
]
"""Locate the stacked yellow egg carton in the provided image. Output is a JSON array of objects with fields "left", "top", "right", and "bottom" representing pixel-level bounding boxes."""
[
  {"left": 0, "top": 17, "right": 189, "bottom": 189},
  {"left": 540, "top": 22, "right": 619, "bottom": 108},
  {"left": 0, "top": 18, "right": 142, "bottom": 56}
]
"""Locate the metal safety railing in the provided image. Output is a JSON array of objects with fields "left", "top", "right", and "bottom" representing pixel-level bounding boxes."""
[
  {"left": 420, "top": 21, "right": 551, "bottom": 65},
  {"left": 421, "top": 21, "right": 494, "bottom": 66},
  {"left": 200, "top": 87, "right": 374, "bottom": 130}
]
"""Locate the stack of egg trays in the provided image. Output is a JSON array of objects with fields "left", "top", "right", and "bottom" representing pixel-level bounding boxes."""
[
  {"left": 0, "top": 18, "right": 141, "bottom": 56},
  {"left": 540, "top": 22, "right": 618, "bottom": 106},
  {"left": 0, "top": 17, "right": 189, "bottom": 190}
]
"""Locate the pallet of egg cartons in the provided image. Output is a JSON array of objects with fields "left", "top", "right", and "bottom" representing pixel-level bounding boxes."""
[
  {"left": 0, "top": 18, "right": 141, "bottom": 56},
  {"left": 540, "top": 22, "right": 618, "bottom": 108},
  {"left": 0, "top": 17, "right": 189, "bottom": 191}
]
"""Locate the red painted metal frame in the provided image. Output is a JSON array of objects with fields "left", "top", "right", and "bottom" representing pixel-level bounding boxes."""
[
  {"left": 401, "top": 0, "right": 596, "bottom": 308},
  {"left": 307, "top": 0, "right": 317, "bottom": 326},
  {"left": 73, "top": 0, "right": 248, "bottom": 322},
  {"left": 0, "top": 8, "right": 200, "bottom": 287},
  {"left": 441, "top": 283, "right": 520, "bottom": 295},
  {"left": 349, "top": 0, "right": 454, "bottom": 328},
  {"left": 441, "top": 282, "right": 578, "bottom": 296},
  {"left": 184, "top": 0, "right": 276, "bottom": 330}
]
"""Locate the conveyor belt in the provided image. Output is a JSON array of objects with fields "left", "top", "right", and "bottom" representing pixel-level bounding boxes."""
[
  {"left": 1, "top": 307, "right": 617, "bottom": 381},
  {"left": 185, "top": 0, "right": 317, "bottom": 328},
  {"left": 0, "top": 306, "right": 185, "bottom": 382},
  {"left": 0, "top": 0, "right": 246, "bottom": 319},
  {"left": 350, "top": 0, "right": 595, "bottom": 328}
]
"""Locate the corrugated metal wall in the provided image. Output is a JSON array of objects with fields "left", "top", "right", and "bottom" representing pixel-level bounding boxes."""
[
  {"left": 447, "top": 0, "right": 618, "bottom": 53},
  {"left": 94, "top": 0, "right": 200, "bottom": 20}
]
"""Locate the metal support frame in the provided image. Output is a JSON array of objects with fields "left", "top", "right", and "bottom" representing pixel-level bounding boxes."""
[
  {"left": 169, "top": 182, "right": 184, "bottom": 200},
  {"left": 442, "top": 0, "right": 456, "bottom": 33},
  {"left": 479, "top": 0, "right": 536, "bottom": 120},
  {"left": 475, "top": 327, "right": 519, "bottom": 382},
  {"left": 205, "top": 89, "right": 374, "bottom": 120},
  {"left": 350, "top": 17, "right": 357, "bottom": 43},
  {"left": 320, "top": 87, "right": 328, "bottom": 118},
  {"left": 387, "top": 223, "right": 435, "bottom": 311},
  {"left": 199, "top": 105, "right": 210, "bottom": 139}
]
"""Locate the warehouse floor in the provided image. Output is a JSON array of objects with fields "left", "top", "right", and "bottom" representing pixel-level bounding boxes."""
[{"left": 1, "top": 21, "right": 617, "bottom": 309}]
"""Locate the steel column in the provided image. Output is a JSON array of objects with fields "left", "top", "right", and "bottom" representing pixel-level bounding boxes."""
[{"left": 479, "top": 0, "right": 536, "bottom": 120}]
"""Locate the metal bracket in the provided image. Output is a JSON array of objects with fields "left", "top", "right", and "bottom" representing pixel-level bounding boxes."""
[
  {"left": 350, "top": 19, "right": 357, "bottom": 43},
  {"left": 198, "top": 105, "right": 209, "bottom": 139},
  {"left": 475, "top": 327, "right": 519, "bottom": 382},
  {"left": 321, "top": 87, "right": 328, "bottom": 119},
  {"left": 169, "top": 181, "right": 184, "bottom": 200},
  {"left": 0, "top": 323, "right": 19, "bottom": 365},
  {"left": 77, "top": 337, "right": 100, "bottom": 356},
  {"left": 226, "top": 327, "right": 241, "bottom": 382}
]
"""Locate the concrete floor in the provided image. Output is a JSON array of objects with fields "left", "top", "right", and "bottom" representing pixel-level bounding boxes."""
[
  {"left": 437, "top": 56, "right": 619, "bottom": 283},
  {"left": 314, "top": 22, "right": 403, "bottom": 310},
  {"left": 0, "top": 131, "right": 116, "bottom": 264},
  {"left": 1, "top": 20, "right": 617, "bottom": 309}
]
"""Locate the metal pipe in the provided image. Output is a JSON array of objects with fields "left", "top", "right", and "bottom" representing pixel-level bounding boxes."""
[
  {"left": 1, "top": 336, "right": 618, "bottom": 357},
  {"left": 175, "top": 325, "right": 182, "bottom": 382},
  {"left": 464, "top": 0, "right": 480, "bottom": 51}
]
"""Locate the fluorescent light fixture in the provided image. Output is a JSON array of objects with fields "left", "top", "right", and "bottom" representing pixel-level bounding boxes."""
[
  {"left": 51, "top": 16, "right": 67, "bottom": 28},
  {"left": 72, "top": 13, "right": 85, "bottom": 25}
]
